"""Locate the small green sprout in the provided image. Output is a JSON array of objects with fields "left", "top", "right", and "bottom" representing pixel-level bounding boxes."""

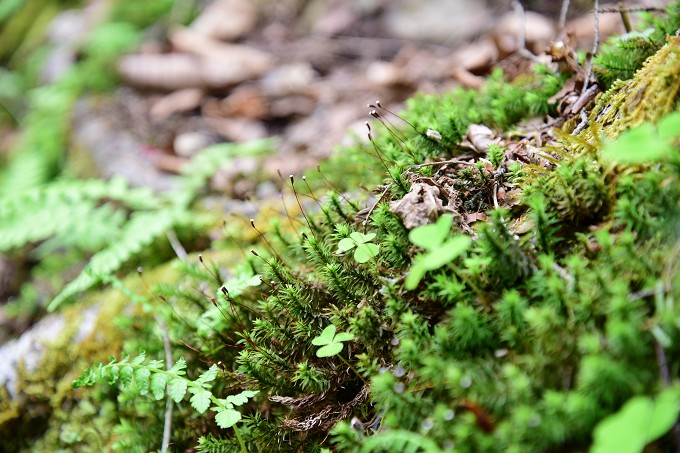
[
  {"left": 312, "top": 324, "right": 355, "bottom": 357},
  {"left": 602, "top": 111, "right": 680, "bottom": 163},
  {"left": 337, "top": 231, "right": 380, "bottom": 263},
  {"left": 405, "top": 214, "right": 472, "bottom": 290},
  {"left": 591, "top": 386, "right": 680, "bottom": 453}
]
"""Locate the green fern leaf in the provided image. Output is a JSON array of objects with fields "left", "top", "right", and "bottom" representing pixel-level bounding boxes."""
[
  {"left": 214, "top": 408, "right": 241, "bottom": 429},
  {"left": 225, "top": 390, "right": 259, "bottom": 407},
  {"left": 49, "top": 208, "right": 183, "bottom": 311},
  {"left": 150, "top": 373, "right": 169, "bottom": 400},
  {"left": 135, "top": 368, "right": 151, "bottom": 396},
  {"left": 168, "top": 378, "right": 188, "bottom": 403},
  {"left": 119, "top": 365, "right": 133, "bottom": 388},
  {"left": 190, "top": 388, "right": 212, "bottom": 414},
  {"left": 195, "top": 364, "right": 219, "bottom": 387}
]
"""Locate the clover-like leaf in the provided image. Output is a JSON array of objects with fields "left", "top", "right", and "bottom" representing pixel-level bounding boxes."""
[
  {"left": 311, "top": 324, "right": 355, "bottom": 357},
  {"left": 405, "top": 219, "right": 471, "bottom": 290},
  {"left": 337, "top": 237, "right": 358, "bottom": 253},
  {"left": 409, "top": 214, "right": 453, "bottom": 250},
  {"left": 316, "top": 343, "right": 344, "bottom": 358},
  {"left": 657, "top": 111, "right": 680, "bottom": 142},
  {"left": 215, "top": 408, "right": 242, "bottom": 429},
  {"left": 602, "top": 122, "right": 674, "bottom": 163},
  {"left": 354, "top": 243, "right": 380, "bottom": 263},
  {"left": 312, "top": 324, "right": 336, "bottom": 345},
  {"left": 336, "top": 232, "right": 379, "bottom": 263},
  {"left": 592, "top": 387, "right": 680, "bottom": 453}
]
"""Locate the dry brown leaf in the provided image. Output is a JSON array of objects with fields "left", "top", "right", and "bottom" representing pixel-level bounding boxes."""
[
  {"left": 466, "top": 212, "right": 487, "bottom": 224},
  {"left": 117, "top": 53, "right": 204, "bottom": 90},
  {"left": 190, "top": 0, "right": 258, "bottom": 41},
  {"left": 389, "top": 182, "right": 460, "bottom": 229},
  {"left": 461, "top": 124, "right": 498, "bottom": 153},
  {"left": 204, "top": 116, "right": 268, "bottom": 143},
  {"left": 150, "top": 88, "right": 204, "bottom": 121},
  {"left": 170, "top": 27, "right": 273, "bottom": 87},
  {"left": 494, "top": 11, "right": 555, "bottom": 54},
  {"left": 452, "top": 37, "right": 498, "bottom": 72},
  {"left": 213, "top": 86, "right": 269, "bottom": 119}
]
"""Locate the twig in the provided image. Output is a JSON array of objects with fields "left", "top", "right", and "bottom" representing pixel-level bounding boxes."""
[
  {"left": 579, "top": 0, "right": 600, "bottom": 101},
  {"left": 411, "top": 158, "right": 477, "bottom": 169},
  {"left": 559, "top": 0, "right": 571, "bottom": 32},
  {"left": 362, "top": 185, "right": 390, "bottom": 230},
  {"left": 155, "top": 315, "right": 174, "bottom": 453},
  {"left": 166, "top": 229, "right": 187, "bottom": 261},
  {"left": 617, "top": 2, "right": 632, "bottom": 33},
  {"left": 512, "top": 0, "right": 542, "bottom": 62}
]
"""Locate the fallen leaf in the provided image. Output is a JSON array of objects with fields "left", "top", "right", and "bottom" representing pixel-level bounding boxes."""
[
  {"left": 190, "top": 0, "right": 258, "bottom": 42},
  {"left": 118, "top": 53, "right": 204, "bottom": 90},
  {"left": 151, "top": 88, "right": 205, "bottom": 121},
  {"left": 389, "top": 182, "right": 461, "bottom": 229}
]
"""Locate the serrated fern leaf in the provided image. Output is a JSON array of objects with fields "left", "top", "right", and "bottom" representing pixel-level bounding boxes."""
[
  {"left": 49, "top": 208, "right": 184, "bottom": 310},
  {"left": 73, "top": 352, "right": 257, "bottom": 428},
  {"left": 359, "top": 430, "right": 442, "bottom": 453},
  {"left": 0, "top": 177, "right": 158, "bottom": 252}
]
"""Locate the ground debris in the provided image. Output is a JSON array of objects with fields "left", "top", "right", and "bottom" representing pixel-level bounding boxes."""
[{"left": 389, "top": 181, "right": 462, "bottom": 230}]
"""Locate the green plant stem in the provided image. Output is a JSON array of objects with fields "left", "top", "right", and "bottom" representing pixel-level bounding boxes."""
[
  {"left": 233, "top": 426, "right": 248, "bottom": 453},
  {"left": 337, "top": 354, "right": 368, "bottom": 385}
]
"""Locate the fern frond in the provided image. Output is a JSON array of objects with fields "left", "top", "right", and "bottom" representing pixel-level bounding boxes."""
[
  {"left": 48, "top": 207, "right": 191, "bottom": 310},
  {"left": 359, "top": 429, "right": 442, "bottom": 453}
]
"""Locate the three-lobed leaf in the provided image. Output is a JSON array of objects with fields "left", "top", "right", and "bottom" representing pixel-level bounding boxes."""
[
  {"left": 316, "top": 343, "right": 345, "bottom": 358},
  {"left": 408, "top": 214, "right": 453, "bottom": 250},
  {"left": 311, "top": 324, "right": 355, "bottom": 357},
  {"left": 591, "top": 386, "right": 680, "bottom": 453},
  {"left": 603, "top": 112, "right": 680, "bottom": 164},
  {"left": 405, "top": 215, "right": 472, "bottom": 290},
  {"left": 336, "top": 232, "right": 379, "bottom": 263}
]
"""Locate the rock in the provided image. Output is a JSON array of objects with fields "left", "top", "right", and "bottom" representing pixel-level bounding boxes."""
[{"left": 0, "top": 305, "right": 100, "bottom": 398}]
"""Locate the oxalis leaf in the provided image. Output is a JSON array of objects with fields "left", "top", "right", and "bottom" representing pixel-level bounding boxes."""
[
  {"left": 311, "top": 324, "right": 355, "bottom": 357},
  {"left": 405, "top": 215, "right": 471, "bottom": 290},
  {"left": 408, "top": 214, "right": 453, "bottom": 250},
  {"left": 336, "top": 232, "right": 379, "bottom": 263},
  {"left": 591, "top": 386, "right": 680, "bottom": 453}
]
